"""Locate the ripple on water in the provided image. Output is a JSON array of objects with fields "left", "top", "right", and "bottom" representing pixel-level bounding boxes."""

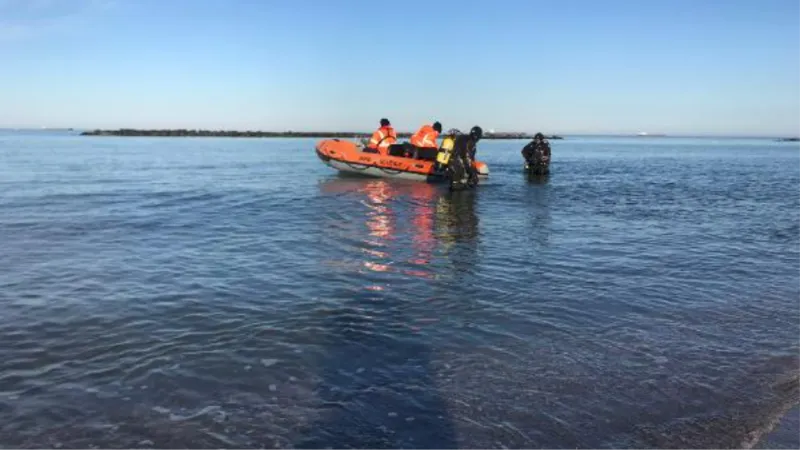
[{"left": 0, "top": 137, "right": 798, "bottom": 448}]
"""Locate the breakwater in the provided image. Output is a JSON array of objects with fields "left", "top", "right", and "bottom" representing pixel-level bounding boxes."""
[{"left": 79, "top": 128, "right": 564, "bottom": 140}]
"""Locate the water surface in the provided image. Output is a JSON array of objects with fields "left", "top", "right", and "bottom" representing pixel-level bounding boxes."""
[{"left": 0, "top": 133, "right": 798, "bottom": 448}]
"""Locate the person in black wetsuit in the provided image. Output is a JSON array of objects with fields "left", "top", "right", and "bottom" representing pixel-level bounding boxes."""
[
  {"left": 521, "top": 132, "right": 551, "bottom": 174},
  {"left": 448, "top": 126, "right": 482, "bottom": 191}
]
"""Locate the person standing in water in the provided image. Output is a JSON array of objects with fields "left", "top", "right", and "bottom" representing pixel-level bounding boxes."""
[
  {"left": 521, "top": 132, "right": 551, "bottom": 174},
  {"left": 448, "top": 126, "right": 483, "bottom": 191}
]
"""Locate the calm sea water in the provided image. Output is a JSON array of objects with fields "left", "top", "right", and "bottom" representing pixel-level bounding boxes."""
[{"left": 0, "top": 131, "right": 798, "bottom": 449}]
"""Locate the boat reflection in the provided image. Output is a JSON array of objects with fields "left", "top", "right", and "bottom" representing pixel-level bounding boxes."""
[
  {"left": 303, "top": 175, "right": 460, "bottom": 448},
  {"left": 407, "top": 181, "right": 437, "bottom": 276},
  {"left": 363, "top": 179, "right": 395, "bottom": 243},
  {"left": 318, "top": 176, "right": 441, "bottom": 280}
]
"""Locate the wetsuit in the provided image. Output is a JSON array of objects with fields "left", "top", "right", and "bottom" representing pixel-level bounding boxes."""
[
  {"left": 448, "top": 135, "right": 479, "bottom": 190},
  {"left": 522, "top": 139, "right": 551, "bottom": 173}
]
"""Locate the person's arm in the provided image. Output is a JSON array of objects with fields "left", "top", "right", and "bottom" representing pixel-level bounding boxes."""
[
  {"left": 468, "top": 141, "right": 478, "bottom": 162},
  {"left": 368, "top": 130, "right": 381, "bottom": 149}
]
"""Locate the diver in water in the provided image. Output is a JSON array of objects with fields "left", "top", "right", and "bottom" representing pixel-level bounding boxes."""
[
  {"left": 521, "top": 132, "right": 551, "bottom": 174},
  {"left": 447, "top": 126, "right": 482, "bottom": 191}
]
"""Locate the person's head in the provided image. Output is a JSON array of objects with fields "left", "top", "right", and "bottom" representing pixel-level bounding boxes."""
[
  {"left": 470, "top": 126, "right": 483, "bottom": 141},
  {"left": 432, "top": 121, "right": 442, "bottom": 133},
  {"left": 380, "top": 118, "right": 390, "bottom": 127},
  {"left": 534, "top": 132, "right": 544, "bottom": 141}
]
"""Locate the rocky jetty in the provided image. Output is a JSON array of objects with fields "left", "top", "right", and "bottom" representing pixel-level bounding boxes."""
[
  {"left": 486, "top": 132, "right": 564, "bottom": 140},
  {"left": 80, "top": 129, "right": 367, "bottom": 138},
  {"left": 80, "top": 129, "right": 564, "bottom": 140}
]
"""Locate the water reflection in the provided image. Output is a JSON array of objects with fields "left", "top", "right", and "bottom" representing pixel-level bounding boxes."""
[
  {"left": 434, "top": 190, "right": 480, "bottom": 244},
  {"left": 409, "top": 183, "right": 436, "bottom": 263},
  {"left": 523, "top": 175, "right": 553, "bottom": 248},
  {"left": 361, "top": 180, "right": 395, "bottom": 273},
  {"left": 363, "top": 180, "right": 395, "bottom": 243},
  {"left": 526, "top": 172, "right": 550, "bottom": 185},
  {"left": 319, "top": 176, "right": 441, "bottom": 280},
  {"left": 434, "top": 190, "right": 481, "bottom": 277},
  {"left": 305, "top": 175, "right": 458, "bottom": 448}
]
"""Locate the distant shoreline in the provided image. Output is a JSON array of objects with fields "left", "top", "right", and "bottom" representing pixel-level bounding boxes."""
[{"left": 79, "top": 129, "right": 565, "bottom": 140}]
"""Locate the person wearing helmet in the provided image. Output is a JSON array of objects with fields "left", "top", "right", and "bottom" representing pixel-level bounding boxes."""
[
  {"left": 521, "top": 132, "right": 551, "bottom": 174},
  {"left": 366, "top": 118, "right": 397, "bottom": 155},
  {"left": 407, "top": 121, "right": 442, "bottom": 160},
  {"left": 447, "top": 126, "right": 483, "bottom": 191}
]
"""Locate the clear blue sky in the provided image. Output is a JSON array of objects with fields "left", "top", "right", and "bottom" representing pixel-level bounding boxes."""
[{"left": 1, "top": 0, "right": 798, "bottom": 136}]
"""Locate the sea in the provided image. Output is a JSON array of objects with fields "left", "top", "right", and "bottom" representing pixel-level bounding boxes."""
[{"left": 0, "top": 130, "right": 798, "bottom": 448}]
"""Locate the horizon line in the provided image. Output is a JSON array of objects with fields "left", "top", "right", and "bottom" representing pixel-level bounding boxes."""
[{"left": 1, "top": 127, "right": 798, "bottom": 140}]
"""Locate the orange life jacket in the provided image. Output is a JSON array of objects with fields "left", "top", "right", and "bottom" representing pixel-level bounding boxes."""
[
  {"left": 410, "top": 124, "right": 439, "bottom": 148},
  {"left": 368, "top": 126, "right": 397, "bottom": 154}
]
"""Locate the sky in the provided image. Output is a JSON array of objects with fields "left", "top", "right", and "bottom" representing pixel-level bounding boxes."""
[{"left": 0, "top": 0, "right": 798, "bottom": 136}]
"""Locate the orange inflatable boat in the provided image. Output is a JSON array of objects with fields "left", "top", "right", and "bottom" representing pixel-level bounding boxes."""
[{"left": 315, "top": 138, "right": 489, "bottom": 182}]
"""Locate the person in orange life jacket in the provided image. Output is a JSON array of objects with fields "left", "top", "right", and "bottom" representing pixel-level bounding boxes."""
[
  {"left": 366, "top": 118, "right": 397, "bottom": 155},
  {"left": 407, "top": 121, "right": 442, "bottom": 160}
]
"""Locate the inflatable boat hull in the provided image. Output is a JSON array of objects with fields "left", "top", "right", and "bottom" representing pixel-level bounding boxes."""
[{"left": 315, "top": 139, "right": 489, "bottom": 182}]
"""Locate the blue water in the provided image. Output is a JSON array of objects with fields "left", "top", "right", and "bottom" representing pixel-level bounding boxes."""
[{"left": 0, "top": 131, "right": 798, "bottom": 448}]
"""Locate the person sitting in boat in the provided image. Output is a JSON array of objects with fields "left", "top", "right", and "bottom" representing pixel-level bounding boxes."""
[
  {"left": 448, "top": 126, "right": 483, "bottom": 191},
  {"left": 521, "top": 132, "right": 551, "bottom": 174},
  {"left": 407, "top": 121, "right": 442, "bottom": 160},
  {"left": 366, "top": 118, "right": 397, "bottom": 155}
]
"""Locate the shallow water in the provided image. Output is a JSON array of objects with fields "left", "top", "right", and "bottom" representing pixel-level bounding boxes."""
[{"left": 0, "top": 132, "right": 798, "bottom": 448}]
